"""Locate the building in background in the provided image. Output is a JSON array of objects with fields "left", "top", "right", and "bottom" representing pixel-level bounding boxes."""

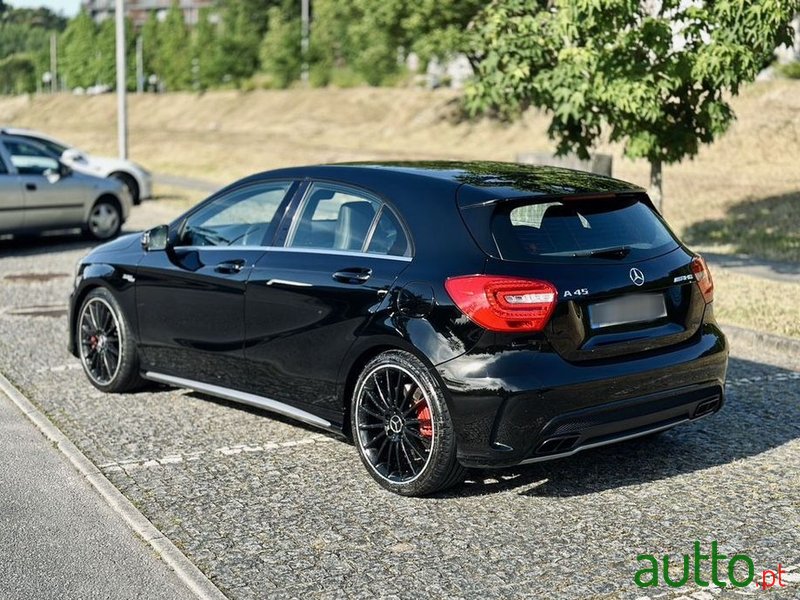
[{"left": 81, "top": 0, "right": 213, "bottom": 26}]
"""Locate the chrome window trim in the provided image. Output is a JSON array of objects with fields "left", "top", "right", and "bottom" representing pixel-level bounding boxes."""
[
  {"left": 172, "top": 245, "right": 269, "bottom": 251},
  {"left": 268, "top": 246, "right": 412, "bottom": 262},
  {"left": 143, "top": 371, "right": 332, "bottom": 429},
  {"left": 171, "top": 245, "right": 413, "bottom": 262}
]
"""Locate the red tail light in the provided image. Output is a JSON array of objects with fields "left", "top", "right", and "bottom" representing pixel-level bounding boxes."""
[
  {"left": 691, "top": 256, "right": 714, "bottom": 303},
  {"left": 444, "top": 275, "right": 558, "bottom": 332}
]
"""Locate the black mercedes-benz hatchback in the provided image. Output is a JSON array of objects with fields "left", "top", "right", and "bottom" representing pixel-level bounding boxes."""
[{"left": 69, "top": 162, "right": 728, "bottom": 495}]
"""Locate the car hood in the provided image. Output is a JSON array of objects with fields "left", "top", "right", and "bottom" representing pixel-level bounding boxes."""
[
  {"left": 89, "top": 232, "right": 141, "bottom": 255},
  {"left": 65, "top": 152, "right": 147, "bottom": 178}
]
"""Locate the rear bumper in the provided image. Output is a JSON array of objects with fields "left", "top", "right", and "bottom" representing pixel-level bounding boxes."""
[
  {"left": 518, "top": 383, "right": 722, "bottom": 464},
  {"left": 438, "top": 322, "right": 728, "bottom": 468}
]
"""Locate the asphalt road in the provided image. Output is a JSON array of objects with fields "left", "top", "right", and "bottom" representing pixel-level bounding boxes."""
[{"left": 0, "top": 229, "right": 798, "bottom": 599}]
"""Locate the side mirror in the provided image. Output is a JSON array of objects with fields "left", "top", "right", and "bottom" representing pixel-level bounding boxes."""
[
  {"left": 141, "top": 224, "right": 170, "bottom": 251},
  {"left": 59, "top": 162, "right": 72, "bottom": 178},
  {"left": 43, "top": 167, "right": 61, "bottom": 184},
  {"left": 62, "top": 148, "right": 86, "bottom": 163}
]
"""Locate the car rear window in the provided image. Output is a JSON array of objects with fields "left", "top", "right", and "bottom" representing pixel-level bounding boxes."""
[{"left": 489, "top": 196, "right": 678, "bottom": 261}]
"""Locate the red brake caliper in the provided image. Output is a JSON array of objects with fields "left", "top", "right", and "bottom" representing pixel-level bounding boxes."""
[{"left": 416, "top": 403, "right": 432, "bottom": 438}]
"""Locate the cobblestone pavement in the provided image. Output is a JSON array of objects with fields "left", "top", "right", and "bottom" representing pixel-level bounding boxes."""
[{"left": 0, "top": 230, "right": 798, "bottom": 599}]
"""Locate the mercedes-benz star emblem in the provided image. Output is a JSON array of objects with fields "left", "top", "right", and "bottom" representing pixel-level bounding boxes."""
[
  {"left": 388, "top": 415, "right": 404, "bottom": 434},
  {"left": 629, "top": 267, "right": 645, "bottom": 287}
]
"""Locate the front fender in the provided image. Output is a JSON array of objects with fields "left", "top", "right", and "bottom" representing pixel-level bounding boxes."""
[{"left": 67, "top": 262, "right": 138, "bottom": 356}]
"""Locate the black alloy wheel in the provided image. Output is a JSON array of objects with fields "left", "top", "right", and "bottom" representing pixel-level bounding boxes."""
[
  {"left": 77, "top": 288, "right": 143, "bottom": 392},
  {"left": 352, "top": 350, "right": 465, "bottom": 496}
]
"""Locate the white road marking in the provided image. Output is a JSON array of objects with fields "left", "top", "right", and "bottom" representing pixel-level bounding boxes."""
[
  {"left": 99, "top": 435, "right": 336, "bottom": 472},
  {"left": 36, "top": 363, "right": 83, "bottom": 373}
]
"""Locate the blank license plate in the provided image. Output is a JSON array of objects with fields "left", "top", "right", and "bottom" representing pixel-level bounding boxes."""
[{"left": 589, "top": 293, "right": 667, "bottom": 329}]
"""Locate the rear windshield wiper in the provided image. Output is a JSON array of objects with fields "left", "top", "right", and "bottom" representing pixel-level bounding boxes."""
[{"left": 571, "top": 245, "right": 631, "bottom": 259}]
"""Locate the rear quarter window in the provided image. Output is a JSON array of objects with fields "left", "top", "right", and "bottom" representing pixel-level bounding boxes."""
[{"left": 490, "top": 197, "right": 678, "bottom": 262}]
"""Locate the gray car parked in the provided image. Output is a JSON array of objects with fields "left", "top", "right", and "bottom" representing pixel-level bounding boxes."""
[{"left": 0, "top": 133, "right": 131, "bottom": 240}]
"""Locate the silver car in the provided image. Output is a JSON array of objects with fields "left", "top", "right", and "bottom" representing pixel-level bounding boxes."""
[
  {"left": 0, "top": 127, "right": 153, "bottom": 205},
  {"left": 0, "top": 133, "right": 131, "bottom": 240}
]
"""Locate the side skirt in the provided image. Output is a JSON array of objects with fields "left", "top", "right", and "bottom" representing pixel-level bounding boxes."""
[{"left": 143, "top": 371, "right": 334, "bottom": 431}]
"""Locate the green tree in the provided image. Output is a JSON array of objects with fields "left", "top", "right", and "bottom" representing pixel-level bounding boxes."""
[
  {"left": 259, "top": 5, "right": 301, "bottom": 88},
  {"left": 306, "top": 0, "right": 399, "bottom": 86},
  {"left": 308, "top": 0, "right": 483, "bottom": 87},
  {"left": 140, "top": 11, "right": 160, "bottom": 85},
  {"left": 307, "top": 0, "right": 358, "bottom": 85},
  {"left": 60, "top": 11, "right": 97, "bottom": 88},
  {"left": 92, "top": 16, "right": 135, "bottom": 89},
  {"left": 94, "top": 17, "right": 116, "bottom": 85},
  {"left": 465, "top": 0, "right": 799, "bottom": 212},
  {"left": 401, "top": 0, "right": 483, "bottom": 64},
  {"left": 158, "top": 1, "right": 191, "bottom": 90},
  {"left": 192, "top": 7, "right": 218, "bottom": 90},
  {"left": 214, "top": 0, "right": 260, "bottom": 86},
  {"left": 0, "top": 53, "right": 36, "bottom": 93},
  {"left": 1, "top": 5, "right": 66, "bottom": 92}
]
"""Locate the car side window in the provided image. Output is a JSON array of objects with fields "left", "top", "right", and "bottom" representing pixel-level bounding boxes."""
[
  {"left": 366, "top": 207, "right": 410, "bottom": 257},
  {"left": 4, "top": 139, "right": 60, "bottom": 176},
  {"left": 0, "top": 152, "right": 8, "bottom": 175},
  {"left": 178, "top": 182, "right": 292, "bottom": 247},
  {"left": 287, "top": 183, "right": 381, "bottom": 252}
]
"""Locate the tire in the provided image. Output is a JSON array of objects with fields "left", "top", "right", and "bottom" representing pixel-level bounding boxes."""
[
  {"left": 85, "top": 196, "right": 122, "bottom": 241},
  {"left": 77, "top": 287, "right": 144, "bottom": 393},
  {"left": 111, "top": 171, "right": 141, "bottom": 205},
  {"left": 351, "top": 350, "right": 465, "bottom": 496}
]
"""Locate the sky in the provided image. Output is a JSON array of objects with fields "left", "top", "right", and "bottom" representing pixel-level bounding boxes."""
[{"left": 7, "top": 0, "right": 81, "bottom": 17}]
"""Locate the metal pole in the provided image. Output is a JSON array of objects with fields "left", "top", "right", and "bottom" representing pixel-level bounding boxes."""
[
  {"left": 136, "top": 35, "right": 144, "bottom": 94},
  {"left": 50, "top": 33, "right": 57, "bottom": 93},
  {"left": 300, "top": 0, "right": 309, "bottom": 84},
  {"left": 115, "top": 0, "right": 128, "bottom": 159}
]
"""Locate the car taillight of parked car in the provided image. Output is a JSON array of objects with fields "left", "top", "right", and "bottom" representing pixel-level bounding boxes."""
[
  {"left": 691, "top": 256, "right": 714, "bottom": 303},
  {"left": 445, "top": 275, "right": 558, "bottom": 332}
]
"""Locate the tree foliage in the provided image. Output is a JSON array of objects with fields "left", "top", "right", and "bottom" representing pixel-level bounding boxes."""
[
  {"left": 191, "top": 8, "right": 217, "bottom": 90},
  {"left": 465, "top": 0, "right": 799, "bottom": 209},
  {"left": 157, "top": 1, "right": 192, "bottom": 90},
  {"left": 60, "top": 11, "right": 97, "bottom": 88},
  {"left": 260, "top": 6, "right": 301, "bottom": 88},
  {"left": 0, "top": 53, "right": 36, "bottom": 94},
  {"left": 308, "top": 0, "right": 483, "bottom": 86},
  {"left": 0, "top": 4, "right": 65, "bottom": 90},
  {"left": 140, "top": 11, "right": 160, "bottom": 86}
]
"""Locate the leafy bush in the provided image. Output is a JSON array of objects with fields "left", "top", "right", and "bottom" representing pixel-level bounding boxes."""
[{"left": 778, "top": 61, "right": 800, "bottom": 79}]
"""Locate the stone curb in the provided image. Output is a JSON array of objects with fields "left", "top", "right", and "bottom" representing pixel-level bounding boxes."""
[
  {"left": 721, "top": 323, "right": 800, "bottom": 360},
  {"left": 0, "top": 372, "right": 228, "bottom": 600}
]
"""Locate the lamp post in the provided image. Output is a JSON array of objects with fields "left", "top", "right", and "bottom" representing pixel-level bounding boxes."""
[
  {"left": 116, "top": 0, "right": 128, "bottom": 159},
  {"left": 301, "top": 0, "right": 309, "bottom": 84}
]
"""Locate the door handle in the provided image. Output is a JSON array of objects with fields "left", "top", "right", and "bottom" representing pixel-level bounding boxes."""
[
  {"left": 332, "top": 268, "right": 372, "bottom": 284},
  {"left": 25, "top": 183, "right": 37, "bottom": 191},
  {"left": 215, "top": 259, "right": 246, "bottom": 274}
]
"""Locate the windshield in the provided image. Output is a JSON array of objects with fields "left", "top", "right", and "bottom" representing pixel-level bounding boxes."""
[
  {"left": 490, "top": 197, "right": 678, "bottom": 262},
  {"left": 20, "top": 135, "right": 69, "bottom": 156}
]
